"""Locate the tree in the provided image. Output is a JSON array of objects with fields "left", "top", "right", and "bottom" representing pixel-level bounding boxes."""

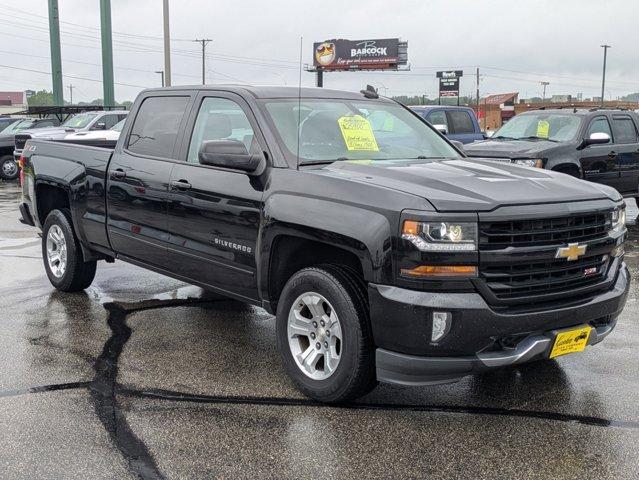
[{"left": 27, "top": 90, "right": 54, "bottom": 107}]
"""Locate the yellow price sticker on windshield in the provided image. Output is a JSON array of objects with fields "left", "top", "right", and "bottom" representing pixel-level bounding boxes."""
[
  {"left": 537, "top": 120, "right": 550, "bottom": 139},
  {"left": 337, "top": 115, "right": 379, "bottom": 151}
]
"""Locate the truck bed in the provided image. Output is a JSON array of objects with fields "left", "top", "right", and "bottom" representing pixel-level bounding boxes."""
[{"left": 22, "top": 138, "right": 115, "bottom": 252}]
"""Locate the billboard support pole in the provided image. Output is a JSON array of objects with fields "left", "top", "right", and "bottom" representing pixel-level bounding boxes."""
[
  {"left": 100, "top": 0, "right": 115, "bottom": 108},
  {"left": 47, "top": 0, "right": 63, "bottom": 106},
  {"left": 316, "top": 68, "right": 323, "bottom": 88}
]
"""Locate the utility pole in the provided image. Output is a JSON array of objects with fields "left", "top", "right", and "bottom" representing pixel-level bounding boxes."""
[
  {"left": 155, "top": 70, "right": 165, "bottom": 87},
  {"left": 67, "top": 84, "right": 73, "bottom": 104},
  {"left": 99, "top": 0, "right": 115, "bottom": 107},
  {"left": 193, "top": 39, "right": 212, "bottom": 85},
  {"left": 47, "top": 0, "right": 63, "bottom": 106},
  {"left": 476, "top": 67, "right": 480, "bottom": 117},
  {"left": 541, "top": 81, "right": 550, "bottom": 102},
  {"left": 163, "top": 0, "right": 171, "bottom": 86},
  {"left": 600, "top": 44, "right": 611, "bottom": 106}
]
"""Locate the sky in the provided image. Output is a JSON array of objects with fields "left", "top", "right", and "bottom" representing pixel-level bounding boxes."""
[{"left": 0, "top": 0, "right": 637, "bottom": 104}]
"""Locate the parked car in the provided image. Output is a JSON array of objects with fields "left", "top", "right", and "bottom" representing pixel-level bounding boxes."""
[
  {"left": 409, "top": 105, "right": 485, "bottom": 143},
  {"left": 14, "top": 110, "right": 128, "bottom": 160},
  {"left": 65, "top": 118, "right": 126, "bottom": 141},
  {"left": 19, "top": 86, "right": 629, "bottom": 403},
  {"left": 0, "top": 117, "right": 61, "bottom": 180},
  {"left": 0, "top": 116, "right": 23, "bottom": 132},
  {"left": 464, "top": 108, "right": 639, "bottom": 206}
]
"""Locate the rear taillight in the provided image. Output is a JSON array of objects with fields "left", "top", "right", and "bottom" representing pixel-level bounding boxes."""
[{"left": 18, "top": 155, "right": 25, "bottom": 186}]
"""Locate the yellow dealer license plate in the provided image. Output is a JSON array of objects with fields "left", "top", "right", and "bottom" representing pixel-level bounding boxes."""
[{"left": 549, "top": 326, "right": 592, "bottom": 359}]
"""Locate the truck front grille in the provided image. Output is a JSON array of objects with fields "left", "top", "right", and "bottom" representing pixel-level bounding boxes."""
[
  {"left": 479, "top": 212, "right": 610, "bottom": 250},
  {"left": 481, "top": 254, "right": 609, "bottom": 301},
  {"left": 478, "top": 211, "right": 614, "bottom": 304}
]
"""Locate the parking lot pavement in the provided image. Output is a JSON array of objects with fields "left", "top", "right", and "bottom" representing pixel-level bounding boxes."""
[{"left": 0, "top": 180, "right": 638, "bottom": 480}]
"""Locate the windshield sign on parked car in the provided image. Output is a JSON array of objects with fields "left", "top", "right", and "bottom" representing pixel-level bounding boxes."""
[
  {"left": 262, "top": 99, "right": 461, "bottom": 164},
  {"left": 62, "top": 113, "right": 98, "bottom": 129},
  {"left": 492, "top": 113, "right": 581, "bottom": 142}
]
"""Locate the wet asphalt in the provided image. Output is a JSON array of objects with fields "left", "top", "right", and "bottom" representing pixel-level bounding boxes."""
[{"left": 0, "top": 180, "right": 638, "bottom": 480}]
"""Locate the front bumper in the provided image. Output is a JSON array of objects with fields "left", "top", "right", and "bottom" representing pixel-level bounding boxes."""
[{"left": 370, "top": 262, "right": 630, "bottom": 386}]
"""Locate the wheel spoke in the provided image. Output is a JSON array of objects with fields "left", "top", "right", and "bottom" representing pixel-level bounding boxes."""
[
  {"left": 324, "top": 349, "right": 339, "bottom": 374},
  {"left": 289, "top": 311, "right": 312, "bottom": 337},
  {"left": 49, "top": 252, "right": 60, "bottom": 263},
  {"left": 303, "top": 294, "right": 325, "bottom": 319},
  {"left": 298, "top": 346, "right": 320, "bottom": 374}
]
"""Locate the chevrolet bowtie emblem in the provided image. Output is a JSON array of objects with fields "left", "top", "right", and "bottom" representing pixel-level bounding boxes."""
[{"left": 556, "top": 242, "right": 587, "bottom": 261}]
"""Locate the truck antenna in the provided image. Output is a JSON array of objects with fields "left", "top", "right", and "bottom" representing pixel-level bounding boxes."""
[{"left": 296, "top": 36, "right": 303, "bottom": 171}]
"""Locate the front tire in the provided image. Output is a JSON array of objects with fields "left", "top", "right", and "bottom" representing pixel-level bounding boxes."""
[
  {"left": 276, "top": 265, "right": 376, "bottom": 403},
  {"left": 42, "top": 209, "right": 97, "bottom": 292},
  {"left": 0, "top": 155, "right": 18, "bottom": 180}
]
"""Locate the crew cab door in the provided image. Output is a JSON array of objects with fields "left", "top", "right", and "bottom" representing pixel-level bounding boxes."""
[
  {"left": 610, "top": 114, "right": 639, "bottom": 194},
  {"left": 166, "top": 92, "right": 266, "bottom": 301},
  {"left": 579, "top": 115, "right": 623, "bottom": 191},
  {"left": 106, "top": 93, "right": 192, "bottom": 267}
]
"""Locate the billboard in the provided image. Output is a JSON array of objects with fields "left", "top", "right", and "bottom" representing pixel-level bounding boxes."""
[
  {"left": 437, "top": 70, "right": 463, "bottom": 97},
  {"left": 313, "top": 39, "right": 407, "bottom": 71}
]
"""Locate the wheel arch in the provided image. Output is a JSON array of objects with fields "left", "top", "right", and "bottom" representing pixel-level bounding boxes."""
[{"left": 260, "top": 195, "right": 393, "bottom": 313}]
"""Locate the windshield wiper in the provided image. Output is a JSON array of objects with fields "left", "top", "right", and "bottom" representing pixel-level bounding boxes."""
[
  {"left": 492, "top": 135, "right": 516, "bottom": 140},
  {"left": 299, "top": 158, "right": 350, "bottom": 166},
  {"left": 519, "top": 136, "right": 559, "bottom": 142}
]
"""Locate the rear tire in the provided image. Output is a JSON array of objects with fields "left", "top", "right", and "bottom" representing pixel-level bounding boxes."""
[
  {"left": 0, "top": 155, "right": 18, "bottom": 180},
  {"left": 276, "top": 265, "right": 376, "bottom": 403},
  {"left": 42, "top": 209, "right": 97, "bottom": 292}
]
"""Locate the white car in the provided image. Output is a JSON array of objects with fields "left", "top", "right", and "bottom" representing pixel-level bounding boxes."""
[{"left": 64, "top": 118, "right": 126, "bottom": 141}]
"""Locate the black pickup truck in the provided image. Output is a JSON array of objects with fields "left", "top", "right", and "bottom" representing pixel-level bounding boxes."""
[
  {"left": 464, "top": 108, "right": 639, "bottom": 206},
  {"left": 19, "top": 86, "right": 630, "bottom": 402}
]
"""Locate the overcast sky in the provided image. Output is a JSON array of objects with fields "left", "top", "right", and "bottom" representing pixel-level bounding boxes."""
[{"left": 0, "top": 0, "right": 637, "bottom": 103}]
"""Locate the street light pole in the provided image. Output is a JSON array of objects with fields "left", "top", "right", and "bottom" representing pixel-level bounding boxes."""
[
  {"left": 540, "top": 81, "right": 550, "bottom": 102},
  {"left": 162, "top": 0, "right": 171, "bottom": 86},
  {"left": 600, "top": 44, "right": 611, "bottom": 106},
  {"left": 155, "top": 70, "right": 165, "bottom": 87}
]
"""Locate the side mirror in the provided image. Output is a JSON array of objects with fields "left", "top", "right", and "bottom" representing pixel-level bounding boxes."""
[
  {"left": 198, "top": 140, "right": 263, "bottom": 174},
  {"left": 433, "top": 124, "right": 448, "bottom": 135},
  {"left": 92, "top": 122, "right": 107, "bottom": 131},
  {"left": 583, "top": 132, "right": 611, "bottom": 147},
  {"left": 450, "top": 140, "right": 464, "bottom": 150}
]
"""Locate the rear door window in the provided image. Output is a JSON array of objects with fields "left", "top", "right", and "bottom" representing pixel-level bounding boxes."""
[
  {"left": 127, "top": 96, "right": 189, "bottom": 158},
  {"left": 448, "top": 110, "right": 475, "bottom": 134},
  {"left": 611, "top": 116, "right": 638, "bottom": 144}
]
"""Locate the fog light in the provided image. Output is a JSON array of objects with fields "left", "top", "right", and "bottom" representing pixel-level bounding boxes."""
[{"left": 431, "top": 311, "right": 452, "bottom": 343}]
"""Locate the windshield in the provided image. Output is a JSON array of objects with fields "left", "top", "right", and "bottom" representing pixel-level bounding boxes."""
[
  {"left": 493, "top": 113, "right": 581, "bottom": 142},
  {"left": 62, "top": 113, "right": 98, "bottom": 129},
  {"left": 261, "top": 99, "right": 460, "bottom": 164},
  {"left": 0, "top": 119, "right": 33, "bottom": 134},
  {"left": 111, "top": 119, "right": 125, "bottom": 132}
]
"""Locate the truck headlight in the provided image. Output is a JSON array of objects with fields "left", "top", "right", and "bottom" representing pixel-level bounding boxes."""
[
  {"left": 402, "top": 220, "right": 478, "bottom": 252},
  {"left": 611, "top": 207, "right": 626, "bottom": 233},
  {"left": 512, "top": 158, "right": 543, "bottom": 168}
]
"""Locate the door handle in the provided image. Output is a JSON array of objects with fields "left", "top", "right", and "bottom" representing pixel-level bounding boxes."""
[
  {"left": 111, "top": 168, "right": 126, "bottom": 180},
  {"left": 608, "top": 151, "right": 617, "bottom": 158},
  {"left": 171, "top": 179, "right": 192, "bottom": 191}
]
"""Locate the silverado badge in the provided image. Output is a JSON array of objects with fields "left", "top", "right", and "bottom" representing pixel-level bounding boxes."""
[{"left": 556, "top": 243, "right": 587, "bottom": 261}]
